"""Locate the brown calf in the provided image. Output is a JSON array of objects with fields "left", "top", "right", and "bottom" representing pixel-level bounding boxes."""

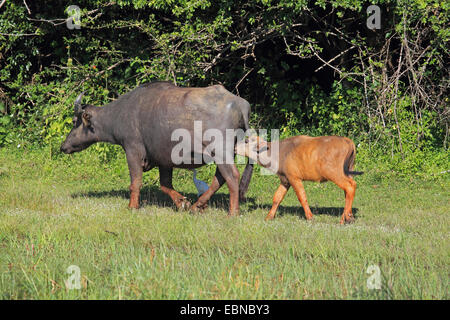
[{"left": 235, "top": 135, "right": 363, "bottom": 224}]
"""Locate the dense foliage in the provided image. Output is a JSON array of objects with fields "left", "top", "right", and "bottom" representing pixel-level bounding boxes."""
[{"left": 0, "top": 0, "right": 448, "bottom": 175}]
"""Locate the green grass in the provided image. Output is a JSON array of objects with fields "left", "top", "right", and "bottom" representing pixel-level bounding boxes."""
[{"left": 0, "top": 146, "right": 448, "bottom": 299}]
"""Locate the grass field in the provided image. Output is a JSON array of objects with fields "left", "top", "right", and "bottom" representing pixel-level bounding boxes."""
[{"left": 0, "top": 146, "right": 448, "bottom": 299}]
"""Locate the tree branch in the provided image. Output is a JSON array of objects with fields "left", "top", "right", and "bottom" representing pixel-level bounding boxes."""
[
  {"left": 314, "top": 44, "right": 356, "bottom": 72},
  {"left": 0, "top": 32, "right": 39, "bottom": 37},
  {"left": 23, "top": 0, "right": 30, "bottom": 14}
]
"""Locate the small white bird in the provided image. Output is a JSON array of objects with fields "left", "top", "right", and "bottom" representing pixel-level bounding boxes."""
[{"left": 192, "top": 169, "right": 209, "bottom": 197}]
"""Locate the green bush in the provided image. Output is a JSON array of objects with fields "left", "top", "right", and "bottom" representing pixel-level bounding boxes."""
[{"left": 0, "top": 0, "right": 448, "bottom": 176}]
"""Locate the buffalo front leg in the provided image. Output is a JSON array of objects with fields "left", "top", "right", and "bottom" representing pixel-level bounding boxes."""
[
  {"left": 159, "top": 167, "right": 190, "bottom": 210},
  {"left": 265, "top": 182, "right": 290, "bottom": 221},
  {"left": 126, "top": 150, "right": 144, "bottom": 209},
  {"left": 191, "top": 167, "right": 226, "bottom": 213}
]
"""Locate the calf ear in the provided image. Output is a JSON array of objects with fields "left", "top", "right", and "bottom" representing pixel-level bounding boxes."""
[
  {"left": 82, "top": 110, "right": 92, "bottom": 127},
  {"left": 257, "top": 140, "right": 269, "bottom": 154},
  {"left": 257, "top": 145, "right": 269, "bottom": 154}
]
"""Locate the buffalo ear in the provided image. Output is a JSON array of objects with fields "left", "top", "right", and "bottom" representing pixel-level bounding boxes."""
[{"left": 82, "top": 111, "right": 92, "bottom": 127}]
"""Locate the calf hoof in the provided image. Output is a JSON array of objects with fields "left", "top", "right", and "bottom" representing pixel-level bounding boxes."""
[
  {"left": 340, "top": 216, "right": 355, "bottom": 225},
  {"left": 345, "top": 216, "right": 355, "bottom": 224},
  {"left": 264, "top": 214, "right": 275, "bottom": 221},
  {"left": 305, "top": 214, "right": 314, "bottom": 221}
]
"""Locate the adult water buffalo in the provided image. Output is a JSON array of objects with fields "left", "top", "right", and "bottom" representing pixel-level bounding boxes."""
[{"left": 60, "top": 81, "right": 253, "bottom": 216}]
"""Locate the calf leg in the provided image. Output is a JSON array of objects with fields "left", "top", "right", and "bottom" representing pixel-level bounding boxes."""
[
  {"left": 159, "top": 167, "right": 190, "bottom": 210},
  {"left": 265, "top": 182, "right": 290, "bottom": 221},
  {"left": 289, "top": 179, "right": 314, "bottom": 220},
  {"left": 191, "top": 167, "right": 226, "bottom": 213},
  {"left": 336, "top": 178, "right": 357, "bottom": 224}
]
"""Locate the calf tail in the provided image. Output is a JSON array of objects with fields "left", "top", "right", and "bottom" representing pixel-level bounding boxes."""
[{"left": 343, "top": 142, "right": 364, "bottom": 176}]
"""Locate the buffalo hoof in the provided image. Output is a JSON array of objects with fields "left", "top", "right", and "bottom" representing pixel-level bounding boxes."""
[
  {"left": 226, "top": 211, "right": 239, "bottom": 218},
  {"left": 128, "top": 198, "right": 140, "bottom": 209},
  {"left": 176, "top": 197, "right": 191, "bottom": 211},
  {"left": 190, "top": 202, "right": 208, "bottom": 214}
]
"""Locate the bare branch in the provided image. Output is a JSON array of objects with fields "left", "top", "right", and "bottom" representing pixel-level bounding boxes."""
[
  {"left": 203, "top": 25, "right": 282, "bottom": 73},
  {"left": 23, "top": 0, "right": 30, "bottom": 14},
  {"left": 314, "top": 45, "right": 356, "bottom": 72},
  {"left": 307, "top": 43, "right": 363, "bottom": 82},
  {"left": 234, "top": 68, "right": 254, "bottom": 95},
  {"left": 203, "top": 44, "right": 231, "bottom": 73},
  {"left": 0, "top": 32, "right": 38, "bottom": 37},
  {"left": 27, "top": 17, "right": 68, "bottom": 26}
]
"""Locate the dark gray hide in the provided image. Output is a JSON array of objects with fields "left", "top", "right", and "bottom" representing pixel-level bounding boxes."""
[{"left": 60, "top": 81, "right": 253, "bottom": 215}]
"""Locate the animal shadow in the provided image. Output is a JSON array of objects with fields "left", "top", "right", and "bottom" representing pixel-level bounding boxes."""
[
  {"left": 71, "top": 184, "right": 255, "bottom": 210},
  {"left": 248, "top": 203, "right": 359, "bottom": 219}
]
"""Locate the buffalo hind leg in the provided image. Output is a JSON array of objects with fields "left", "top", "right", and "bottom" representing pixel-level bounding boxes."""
[
  {"left": 265, "top": 182, "right": 290, "bottom": 221},
  {"left": 191, "top": 167, "right": 226, "bottom": 213},
  {"left": 159, "top": 167, "right": 191, "bottom": 210},
  {"left": 217, "top": 163, "right": 240, "bottom": 216},
  {"left": 289, "top": 179, "right": 314, "bottom": 220}
]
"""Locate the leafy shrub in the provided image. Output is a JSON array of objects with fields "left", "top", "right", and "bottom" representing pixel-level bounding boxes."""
[{"left": 0, "top": 0, "right": 447, "bottom": 176}]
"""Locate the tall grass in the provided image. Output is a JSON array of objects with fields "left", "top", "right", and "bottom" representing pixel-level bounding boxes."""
[{"left": 0, "top": 147, "right": 448, "bottom": 299}]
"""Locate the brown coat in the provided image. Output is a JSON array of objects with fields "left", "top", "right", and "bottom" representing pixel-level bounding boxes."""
[{"left": 235, "top": 135, "right": 363, "bottom": 224}]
